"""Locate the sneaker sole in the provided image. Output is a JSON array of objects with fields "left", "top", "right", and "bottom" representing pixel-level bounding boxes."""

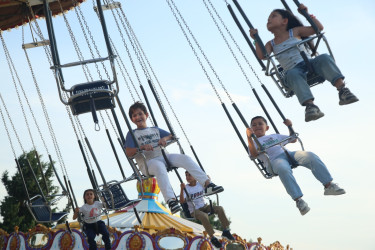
[
  {"left": 305, "top": 112, "right": 325, "bottom": 122},
  {"left": 339, "top": 98, "right": 359, "bottom": 106},
  {"left": 300, "top": 206, "right": 310, "bottom": 215},
  {"left": 171, "top": 207, "right": 182, "bottom": 214},
  {"left": 324, "top": 190, "right": 346, "bottom": 196},
  {"left": 205, "top": 187, "right": 224, "bottom": 196}
]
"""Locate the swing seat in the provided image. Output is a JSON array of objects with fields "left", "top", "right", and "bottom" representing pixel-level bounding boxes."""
[
  {"left": 274, "top": 66, "right": 325, "bottom": 98},
  {"left": 69, "top": 80, "right": 115, "bottom": 115},
  {"left": 27, "top": 195, "right": 68, "bottom": 223},
  {"left": 101, "top": 182, "right": 141, "bottom": 210}
]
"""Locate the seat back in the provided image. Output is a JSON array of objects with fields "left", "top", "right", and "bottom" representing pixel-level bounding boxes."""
[
  {"left": 102, "top": 184, "right": 131, "bottom": 210},
  {"left": 70, "top": 80, "right": 115, "bottom": 115},
  {"left": 30, "top": 197, "right": 52, "bottom": 222}
]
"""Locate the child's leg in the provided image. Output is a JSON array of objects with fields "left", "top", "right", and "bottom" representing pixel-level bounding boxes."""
[
  {"left": 292, "top": 151, "right": 333, "bottom": 186},
  {"left": 84, "top": 224, "right": 98, "bottom": 250},
  {"left": 284, "top": 64, "right": 314, "bottom": 105},
  {"left": 310, "top": 54, "right": 345, "bottom": 89},
  {"left": 212, "top": 205, "right": 230, "bottom": 230},
  {"left": 193, "top": 205, "right": 215, "bottom": 236},
  {"left": 271, "top": 154, "right": 303, "bottom": 200},
  {"left": 97, "top": 221, "right": 111, "bottom": 250},
  {"left": 146, "top": 157, "right": 175, "bottom": 202},
  {"left": 167, "top": 154, "right": 209, "bottom": 187}
]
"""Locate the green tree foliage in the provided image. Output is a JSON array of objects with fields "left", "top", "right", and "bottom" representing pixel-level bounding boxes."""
[{"left": 0, "top": 150, "right": 62, "bottom": 232}]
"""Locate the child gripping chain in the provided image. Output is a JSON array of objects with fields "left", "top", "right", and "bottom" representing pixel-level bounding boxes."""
[
  {"left": 250, "top": 4, "right": 358, "bottom": 122},
  {"left": 73, "top": 189, "right": 111, "bottom": 250},
  {"left": 180, "top": 171, "right": 234, "bottom": 248},
  {"left": 247, "top": 116, "right": 345, "bottom": 215},
  {"left": 125, "top": 101, "right": 224, "bottom": 214}
]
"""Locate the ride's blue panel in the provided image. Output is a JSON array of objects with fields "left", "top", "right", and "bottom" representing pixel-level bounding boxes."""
[
  {"left": 70, "top": 80, "right": 115, "bottom": 115},
  {"left": 31, "top": 197, "right": 68, "bottom": 223},
  {"left": 102, "top": 183, "right": 141, "bottom": 210}
]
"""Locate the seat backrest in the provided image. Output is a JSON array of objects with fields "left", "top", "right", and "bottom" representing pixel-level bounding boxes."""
[
  {"left": 31, "top": 197, "right": 52, "bottom": 222},
  {"left": 70, "top": 80, "right": 115, "bottom": 115},
  {"left": 102, "top": 184, "right": 130, "bottom": 210}
]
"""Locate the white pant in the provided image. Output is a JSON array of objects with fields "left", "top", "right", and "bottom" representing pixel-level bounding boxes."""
[{"left": 141, "top": 153, "right": 208, "bottom": 202}]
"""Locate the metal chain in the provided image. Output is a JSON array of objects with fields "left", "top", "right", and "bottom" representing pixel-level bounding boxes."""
[
  {"left": 121, "top": 7, "right": 193, "bottom": 145},
  {"left": 0, "top": 98, "right": 18, "bottom": 158},
  {"left": 109, "top": 37, "right": 138, "bottom": 102},
  {"left": 168, "top": 0, "right": 233, "bottom": 103},
  {"left": 59, "top": 0, "right": 92, "bottom": 82},
  {"left": 209, "top": 0, "right": 265, "bottom": 87},
  {"left": 203, "top": 0, "right": 254, "bottom": 88},
  {"left": 1, "top": 33, "right": 37, "bottom": 152},
  {"left": 165, "top": 0, "right": 223, "bottom": 104},
  {"left": 0, "top": 94, "right": 25, "bottom": 154}
]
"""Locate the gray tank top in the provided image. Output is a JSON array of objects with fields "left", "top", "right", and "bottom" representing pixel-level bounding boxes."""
[{"left": 271, "top": 29, "right": 311, "bottom": 71}]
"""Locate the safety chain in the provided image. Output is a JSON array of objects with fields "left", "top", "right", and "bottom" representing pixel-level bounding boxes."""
[
  {"left": 209, "top": 0, "right": 265, "bottom": 87},
  {"left": 0, "top": 98, "right": 18, "bottom": 158},
  {"left": 165, "top": 0, "right": 223, "bottom": 104},
  {"left": 168, "top": 0, "right": 232, "bottom": 103},
  {"left": 0, "top": 94, "right": 25, "bottom": 154}
]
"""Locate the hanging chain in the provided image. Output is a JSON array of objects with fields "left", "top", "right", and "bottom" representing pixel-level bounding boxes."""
[
  {"left": 0, "top": 94, "right": 25, "bottom": 153},
  {"left": 1, "top": 33, "right": 37, "bottom": 152},
  {"left": 121, "top": 6, "right": 193, "bottom": 145},
  {"left": 208, "top": 0, "right": 265, "bottom": 87},
  {"left": 0, "top": 99, "right": 18, "bottom": 158},
  {"left": 165, "top": 0, "right": 223, "bottom": 104}
]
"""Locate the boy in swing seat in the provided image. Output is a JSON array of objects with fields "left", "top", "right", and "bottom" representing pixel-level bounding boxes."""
[
  {"left": 246, "top": 116, "right": 345, "bottom": 215},
  {"left": 180, "top": 171, "right": 235, "bottom": 248},
  {"left": 125, "top": 101, "right": 223, "bottom": 214}
]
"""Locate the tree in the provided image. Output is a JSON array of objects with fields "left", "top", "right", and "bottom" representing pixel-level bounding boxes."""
[{"left": 0, "top": 150, "right": 63, "bottom": 232}]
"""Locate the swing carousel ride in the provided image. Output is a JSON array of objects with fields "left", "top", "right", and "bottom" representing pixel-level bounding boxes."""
[{"left": 0, "top": 0, "right": 336, "bottom": 249}]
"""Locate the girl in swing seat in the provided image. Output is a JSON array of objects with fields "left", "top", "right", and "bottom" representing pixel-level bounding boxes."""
[{"left": 250, "top": 4, "right": 358, "bottom": 122}]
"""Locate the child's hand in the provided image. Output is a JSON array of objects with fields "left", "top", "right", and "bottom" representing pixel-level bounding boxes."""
[
  {"left": 249, "top": 28, "right": 258, "bottom": 39},
  {"left": 140, "top": 144, "right": 153, "bottom": 151},
  {"left": 246, "top": 128, "right": 254, "bottom": 137},
  {"left": 180, "top": 183, "right": 186, "bottom": 189},
  {"left": 283, "top": 119, "right": 293, "bottom": 127},
  {"left": 158, "top": 138, "right": 167, "bottom": 147},
  {"left": 298, "top": 4, "right": 308, "bottom": 14}
]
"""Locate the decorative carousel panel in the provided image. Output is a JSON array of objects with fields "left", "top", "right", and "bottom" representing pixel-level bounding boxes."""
[
  {"left": 50, "top": 229, "right": 85, "bottom": 249},
  {"left": 0, "top": 229, "right": 8, "bottom": 250},
  {"left": 26, "top": 224, "right": 53, "bottom": 250},
  {"left": 116, "top": 227, "right": 155, "bottom": 250},
  {"left": 187, "top": 235, "right": 214, "bottom": 250},
  {"left": 6, "top": 229, "right": 26, "bottom": 250},
  {"left": 155, "top": 228, "right": 189, "bottom": 250}
]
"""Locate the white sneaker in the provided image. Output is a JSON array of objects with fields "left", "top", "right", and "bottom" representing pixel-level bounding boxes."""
[
  {"left": 324, "top": 183, "right": 346, "bottom": 195},
  {"left": 296, "top": 199, "right": 310, "bottom": 215}
]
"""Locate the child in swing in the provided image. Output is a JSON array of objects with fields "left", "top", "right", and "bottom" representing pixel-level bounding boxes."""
[
  {"left": 180, "top": 171, "right": 234, "bottom": 248},
  {"left": 73, "top": 189, "right": 111, "bottom": 250},
  {"left": 125, "top": 101, "right": 224, "bottom": 214},
  {"left": 250, "top": 4, "right": 358, "bottom": 122},
  {"left": 246, "top": 116, "right": 345, "bottom": 215}
]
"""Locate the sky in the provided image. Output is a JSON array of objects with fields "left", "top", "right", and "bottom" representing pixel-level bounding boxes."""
[{"left": 0, "top": 0, "right": 374, "bottom": 249}]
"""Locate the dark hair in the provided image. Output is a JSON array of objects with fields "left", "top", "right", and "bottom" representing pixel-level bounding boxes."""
[
  {"left": 273, "top": 9, "right": 303, "bottom": 30},
  {"left": 83, "top": 189, "right": 99, "bottom": 204},
  {"left": 251, "top": 116, "right": 268, "bottom": 125},
  {"left": 128, "top": 101, "right": 148, "bottom": 118}
]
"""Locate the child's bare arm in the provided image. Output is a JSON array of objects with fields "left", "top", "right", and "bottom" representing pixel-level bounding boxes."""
[
  {"left": 158, "top": 134, "right": 173, "bottom": 146},
  {"left": 295, "top": 4, "right": 324, "bottom": 37},
  {"left": 246, "top": 128, "right": 259, "bottom": 157},
  {"left": 180, "top": 183, "right": 186, "bottom": 203},
  {"left": 283, "top": 119, "right": 297, "bottom": 143},
  {"left": 126, "top": 144, "right": 154, "bottom": 157},
  {"left": 73, "top": 207, "right": 79, "bottom": 220},
  {"left": 250, "top": 29, "right": 273, "bottom": 59}
]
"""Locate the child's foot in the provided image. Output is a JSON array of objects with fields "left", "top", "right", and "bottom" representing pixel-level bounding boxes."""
[
  {"left": 305, "top": 103, "right": 324, "bottom": 122},
  {"left": 221, "top": 229, "right": 235, "bottom": 241},
  {"left": 210, "top": 236, "right": 222, "bottom": 248},
  {"left": 167, "top": 199, "right": 182, "bottom": 214},
  {"left": 205, "top": 183, "right": 224, "bottom": 196},
  {"left": 296, "top": 198, "right": 310, "bottom": 215},
  {"left": 324, "top": 183, "right": 346, "bottom": 195},
  {"left": 338, "top": 87, "right": 359, "bottom": 105}
]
